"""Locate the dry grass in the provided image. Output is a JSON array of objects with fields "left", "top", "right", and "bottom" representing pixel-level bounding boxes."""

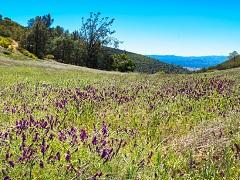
[{"left": 171, "top": 113, "right": 240, "bottom": 162}]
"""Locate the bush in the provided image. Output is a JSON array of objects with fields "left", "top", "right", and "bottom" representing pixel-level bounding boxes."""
[
  {"left": 112, "top": 54, "right": 135, "bottom": 72},
  {"left": 0, "top": 36, "right": 12, "bottom": 48},
  {"left": 44, "top": 54, "right": 55, "bottom": 60},
  {"left": 17, "top": 47, "right": 37, "bottom": 59}
]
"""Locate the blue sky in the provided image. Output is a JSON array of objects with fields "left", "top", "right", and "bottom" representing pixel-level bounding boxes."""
[{"left": 0, "top": 0, "right": 240, "bottom": 56}]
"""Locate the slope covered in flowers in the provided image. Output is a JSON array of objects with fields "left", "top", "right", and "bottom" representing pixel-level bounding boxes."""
[{"left": 0, "top": 60, "right": 240, "bottom": 179}]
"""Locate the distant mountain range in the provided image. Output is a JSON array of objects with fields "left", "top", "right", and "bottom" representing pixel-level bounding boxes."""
[{"left": 148, "top": 55, "right": 228, "bottom": 70}]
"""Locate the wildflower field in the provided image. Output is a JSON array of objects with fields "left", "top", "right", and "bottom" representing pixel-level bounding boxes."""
[{"left": 0, "top": 58, "right": 240, "bottom": 179}]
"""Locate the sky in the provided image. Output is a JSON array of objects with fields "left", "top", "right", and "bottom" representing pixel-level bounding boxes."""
[{"left": 0, "top": 0, "right": 240, "bottom": 56}]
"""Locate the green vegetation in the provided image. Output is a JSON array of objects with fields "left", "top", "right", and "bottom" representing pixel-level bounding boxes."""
[
  {"left": 0, "top": 13, "right": 189, "bottom": 74},
  {"left": 80, "top": 12, "right": 119, "bottom": 69},
  {"left": 110, "top": 48, "right": 189, "bottom": 74},
  {"left": 0, "top": 36, "right": 12, "bottom": 48},
  {"left": 0, "top": 56, "right": 239, "bottom": 179},
  {"left": 0, "top": 16, "right": 26, "bottom": 41},
  {"left": 207, "top": 52, "right": 240, "bottom": 71},
  {"left": 22, "top": 16, "right": 50, "bottom": 58},
  {"left": 17, "top": 47, "right": 37, "bottom": 59},
  {"left": 112, "top": 54, "right": 135, "bottom": 72}
]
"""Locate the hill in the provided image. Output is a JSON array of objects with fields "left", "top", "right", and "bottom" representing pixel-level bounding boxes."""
[
  {"left": 208, "top": 55, "right": 240, "bottom": 71},
  {"left": 0, "top": 15, "right": 189, "bottom": 74},
  {"left": 0, "top": 16, "right": 26, "bottom": 41},
  {"left": 109, "top": 49, "right": 189, "bottom": 74},
  {"left": 0, "top": 55, "right": 240, "bottom": 179},
  {"left": 149, "top": 55, "right": 227, "bottom": 70}
]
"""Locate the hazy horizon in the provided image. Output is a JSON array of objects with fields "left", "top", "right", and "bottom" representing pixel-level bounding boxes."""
[{"left": 1, "top": 0, "right": 239, "bottom": 56}]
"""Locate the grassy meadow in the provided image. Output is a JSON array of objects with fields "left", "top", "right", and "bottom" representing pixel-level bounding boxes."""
[{"left": 0, "top": 56, "right": 240, "bottom": 179}]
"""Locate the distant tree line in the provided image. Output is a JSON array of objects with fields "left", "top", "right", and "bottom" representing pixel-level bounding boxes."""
[{"left": 0, "top": 13, "right": 135, "bottom": 72}]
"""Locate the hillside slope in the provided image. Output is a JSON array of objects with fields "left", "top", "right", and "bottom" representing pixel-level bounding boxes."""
[
  {"left": 0, "top": 16, "right": 26, "bottom": 41},
  {"left": 109, "top": 48, "right": 189, "bottom": 74},
  {"left": 209, "top": 55, "right": 240, "bottom": 70},
  {"left": 0, "top": 56, "right": 240, "bottom": 179},
  {"left": 0, "top": 15, "right": 189, "bottom": 74}
]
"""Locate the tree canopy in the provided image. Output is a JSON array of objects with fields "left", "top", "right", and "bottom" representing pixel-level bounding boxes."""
[
  {"left": 229, "top": 51, "right": 239, "bottom": 61},
  {"left": 79, "top": 12, "right": 119, "bottom": 68}
]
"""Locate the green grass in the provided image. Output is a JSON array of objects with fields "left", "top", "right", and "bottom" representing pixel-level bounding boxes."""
[{"left": 0, "top": 55, "right": 240, "bottom": 179}]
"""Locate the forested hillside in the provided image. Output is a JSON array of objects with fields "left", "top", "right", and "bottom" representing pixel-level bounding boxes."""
[{"left": 0, "top": 14, "right": 188, "bottom": 74}]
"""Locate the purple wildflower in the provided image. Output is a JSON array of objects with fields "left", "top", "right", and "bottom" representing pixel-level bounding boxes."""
[
  {"left": 41, "top": 139, "right": 48, "bottom": 156},
  {"left": 92, "top": 172, "right": 103, "bottom": 180},
  {"left": 49, "top": 133, "right": 54, "bottom": 140},
  {"left": 80, "top": 129, "right": 88, "bottom": 142},
  {"left": 41, "top": 121, "right": 48, "bottom": 128},
  {"left": 101, "top": 149, "right": 109, "bottom": 159},
  {"left": 22, "top": 133, "right": 26, "bottom": 143},
  {"left": 12, "top": 107, "right": 16, "bottom": 114},
  {"left": 4, "top": 176, "right": 10, "bottom": 180},
  {"left": 41, "top": 146, "right": 46, "bottom": 156},
  {"left": 9, "top": 161, "right": 14, "bottom": 168},
  {"left": 39, "top": 161, "right": 44, "bottom": 168},
  {"left": 101, "top": 148, "right": 113, "bottom": 159},
  {"left": 101, "top": 140, "right": 107, "bottom": 146},
  {"left": 92, "top": 136, "right": 98, "bottom": 145},
  {"left": 102, "top": 122, "right": 108, "bottom": 136},
  {"left": 5, "top": 152, "right": 10, "bottom": 160},
  {"left": 58, "top": 131, "right": 67, "bottom": 141},
  {"left": 33, "top": 133, "right": 39, "bottom": 142},
  {"left": 70, "top": 127, "right": 77, "bottom": 135},
  {"left": 66, "top": 151, "right": 71, "bottom": 162},
  {"left": 55, "top": 152, "right": 60, "bottom": 161},
  {"left": 71, "top": 134, "right": 78, "bottom": 145}
]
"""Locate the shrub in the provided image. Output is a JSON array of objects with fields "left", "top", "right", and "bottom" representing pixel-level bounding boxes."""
[
  {"left": 112, "top": 54, "right": 135, "bottom": 72},
  {"left": 0, "top": 36, "right": 12, "bottom": 48},
  {"left": 17, "top": 47, "right": 37, "bottom": 59}
]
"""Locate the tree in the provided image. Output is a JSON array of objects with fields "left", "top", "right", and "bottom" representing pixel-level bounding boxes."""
[
  {"left": 23, "top": 18, "right": 49, "bottom": 58},
  {"left": 79, "top": 12, "right": 119, "bottom": 68},
  {"left": 21, "top": 14, "right": 54, "bottom": 58},
  {"left": 112, "top": 54, "right": 135, "bottom": 72},
  {"left": 41, "top": 14, "right": 54, "bottom": 28},
  {"left": 28, "top": 14, "right": 54, "bottom": 28},
  {"left": 97, "top": 51, "right": 114, "bottom": 70},
  {"left": 229, "top": 51, "right": 238, "bottom": 61},
  {"left": 0, "top": 15, "right": 2, "bottom": 21},
  {"left": 72, "top": 30, "right": 80, "bottom": 40},
  {"left": 50, "top": 36, "right": 85, "bottom": 65},
  {"left": 50, "top": 36, "right": 74, "bottom": 63},
  {"left": 52, "top": 26, "right": 64, "bottom": 37}
]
